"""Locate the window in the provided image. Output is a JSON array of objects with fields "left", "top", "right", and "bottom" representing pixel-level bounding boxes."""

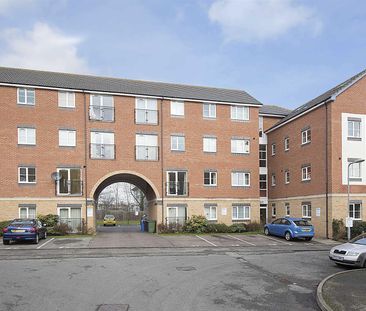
[
  {"left": 203, "top": 103, "right": 216, "bottom": 118},
  {"left": 302, "top": 165, "right": 311, "bottom": 181},
  {"left": 19, "top": 206, "right": 36, "bottom": 218},
  {"left": 231, "top": 172, "right": 250, "bottom": 187},
  {"left": 170, "top": 101, "right": 184, "bottom": 116},
  {"left": 259, "top": 144, "right": 267, "bottom": 167},
  {"left": 136, "top": 134, "right": 158, "bottom": 160},
  {"left": 171, "top": 135, "right": 185, "bottom": 151},
  {"left": 166, "top": 171, "right": 188, "bottom": 196},
  {"left": 90, "top": 132, "right": 115, "bottom": 159},
  {"left": 349, "top": 202, "right": 362, "bottom": 220},
  {"left": 135, "top": 98, "right": 158, "bottom": 124},
  {"left": 232, "top": 205, "right": 250, "bottom": 220},
  {"left": 271, "top": 174, "right": 276, "bottom": 186},
  {"left": 57, "top": 168, "right": 82, "bottom": 195},
  {"left": 203, "top": 137, "right": 217, "bottom": 153},
  {"left": 271, "top": 143, "right": 276, "bottom": 156},
  {"left": 17, "top": 88, "right": 35, "bottom": 105},
  {"left": 285, "top": 171, "right": 290, "bottom": 184},
  {"left": 349, "top": 160, "right": 362, "bottom": 179},
  {"left": 302, "top": 203, "right": 312, "bottom": 218},
  {"left": 205, "top": 205, "right": 217, "bottom": 220},
  {"left": 18, "top": 127, "right": 36, "bottom": 145},
  {"left": 231, "top": 139, "right": 250, "bottom": 154},
  {"left": 204, "top": 171, "right": 217, "bottom": 186},
  {"left": 58, "top": 207, "right": 82, "bottom": 231},
  {"left": 272, "top": 203, "right": 276, "bottom": 217},
  {"left": 231, "top": 105, "right": 249, "bottom": 121},
  {"left": 348, "top": 119, "right": 361, "bottom": 139},
  {"left": 167, "top": 206, "right": 187, "bottom": 224},
  {"left": 302, "top": 128, "right": 311, "bottom": 144},
  {"left": 59, "top": 130, "right": 76, "bottom": 147},
  {"left": 285, "top": 203, "right": 290, "bottom": 216},
  {"left": 58, "top": 91, "right": 75, "bottom": 108},
  {"left": 284, "top": 137, "right": 290, "bottom": 151},
  {"left": 259, "top": 175, "right": 267, "bottom": 190},
  {"left": 89, "top": 94, "right": 114, "bottom": 121},
  {"left": 18, "top": 167, "right": 36, "bottom": 183}
]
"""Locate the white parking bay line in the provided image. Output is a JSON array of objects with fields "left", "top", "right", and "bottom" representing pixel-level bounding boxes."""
[
  {"left": 226, "top": 235, "right": 256, "bottom": 246},
  {"left": 195, "top": 235, "right": 217, "bottom": 247},
  {"left": 36, "top": 238, "right": 55, "bottom": 249},
  {"left": 258, "top": 234, "right": 292, "bottom": 245}
]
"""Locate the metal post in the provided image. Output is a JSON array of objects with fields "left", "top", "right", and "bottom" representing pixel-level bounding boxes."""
[{"left": 347, "top": 162, "right": 351, "bottom": 241}]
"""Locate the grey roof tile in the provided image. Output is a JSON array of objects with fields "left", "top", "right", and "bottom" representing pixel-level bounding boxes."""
[
  {"left": 259, "top": 105, "right": 291, "bottom": 116},
  {"left": 0, "top": 67, "right": 261, "bottom": 105}
]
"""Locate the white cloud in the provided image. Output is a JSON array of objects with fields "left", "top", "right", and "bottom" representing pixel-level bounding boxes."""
[
  {"left": 0, "top": 0, "right": 35, "bottom": 15},
  {"left": 208, "top": 0, "right": 322, "bottom": 43},
  {"left": 0, "top": 22, "right": 89, "bottom": 73}
]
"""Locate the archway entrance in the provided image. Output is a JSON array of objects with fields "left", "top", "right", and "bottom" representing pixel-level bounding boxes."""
[{"left": 91, "top": 171, "right": 160, "bottom": 233}]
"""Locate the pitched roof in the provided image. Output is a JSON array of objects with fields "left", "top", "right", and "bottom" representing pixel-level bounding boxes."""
[
  {"left": 266, "top": 69, "right": 366, "bottom": 132},
  {"left": 259, "top": 105, "right": 291, "bottom": 117},
  {"left": 0, "top": 67, "right": 261, "bottom": 105}
]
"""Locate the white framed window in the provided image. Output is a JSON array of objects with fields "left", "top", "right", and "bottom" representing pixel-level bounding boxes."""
[
  {"left": 58, "top": 91, "right": 75, "bottom": 108},
  {"left": 205, "top": 205, "right": 217, "bottom": 220},
  {"left": 136, "top": 134, "right": 158, "bottom": 160},
  {"left": 285, "top": 171, "right": 290, "bottom": 184},
  {"left": 231, "top": 139, "right": 250, "bottom": 154},
  {"left": 90, "top": 131, "right": 115, "bottom": 159},
  {"left": 57, "top": 168, "right": 82, "bottom": 195},
  {"left": 19, "top": 206, "right": 36, "bottom": 218},
  {"left": 18, "top": 127, "right": 36, "bottom": 145},
  {"left": 302, "top": 128, "right": 311, "bottom": 144},
  {"left": 259, "top": 144, "right": 266, "bottom": 167},
  {"left": 284, "top": 137, "right": 290, "bottom": 151},
  {"left": 90, "top": 94, "right": 114, "bottom": 122},
  {"left": 259, "top": 174, "right": 267, "bottom": 191},
  {"left": 271, "top": 143, "right": 276, "bottom": 156},
  {"left": 285, "top": 203, "right": 290, "bottom": 216},
  {"left": 302, "top": 203, "right": 312, "bottom": 218},
  {"left": 204, "top": 171, "right": 217, "bottom": 186},
  {"left": 231, "top": 105, "right": 249, "bottom": 121},
  {"left": 349, "top": 202, "right": 362, "bottom": 220},
  {"left": 232, "top": 205, "right": 250, "bottom": 220},
  {"left": 348, "top": 119, "right": 361, "bottom": 139},
  {"left": 171, "top": 135, "right": 185, "bottom": 151},
  {"left": 203, "top": 103, "right": 216, "bottom": 118},
  {"left": 302, "top": 165, "right": 311, "bottom": 181},
  {"left": 203, "top": 137, "right": 217, "bottom": 153},
  {"left": 59, "top": 130, "right": 76, "bottom": 147},
  {"left": 349, "top": 160, "right": 362, "bottom": 179},
  {"left": 135, "top": 97, "right": 158, "bottom": 124},
  {"left": 17, "top": 88, "right": 35, "bottom": 105},
  {"left": 272, "top": 203, "right": 276, "bottom": 217},
  {"left": 271, "top": 174, "right": 276, "bottom": 186},
  {"left": 166, "top": 171, "right": 188, "bottom": 196},
  {"left": 231, "top": 172, "right": 250, "bottom": 187},
  {"left": 170, "top": 101, "right": 184, "bottom": 117},
  {"left": 18, "top": 167, "right": 36, "bottom": 184}
]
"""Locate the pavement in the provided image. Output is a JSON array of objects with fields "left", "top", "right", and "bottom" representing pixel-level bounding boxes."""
[{"left": 317, "top": 269, "right": 366, "bottom": 311}]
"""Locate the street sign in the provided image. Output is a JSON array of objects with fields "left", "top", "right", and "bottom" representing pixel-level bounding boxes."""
[{"left": 346, "top": 217, "right": 354, "bottom": 228}]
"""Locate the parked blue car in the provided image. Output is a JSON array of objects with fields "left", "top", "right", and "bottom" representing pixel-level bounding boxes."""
[
  {"left": 2, "top": 219, "right": 47, "bottom": 245},
  {"left": 264, "top": 217, "right": 314, "bottom": 241}
]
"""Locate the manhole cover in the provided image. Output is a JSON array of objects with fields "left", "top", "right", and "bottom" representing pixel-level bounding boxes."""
[
  {"left": 97, "top": 304, "right": 129, "bottom": 311},
  {"left": 53, "top": 239, "right": 82, "bottom": 245},
  {"left": 176, "top": 266, "right": 196, "bottom": 271}
]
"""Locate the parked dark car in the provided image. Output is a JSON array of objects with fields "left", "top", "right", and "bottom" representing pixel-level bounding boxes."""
[
  {"left": 2, "top": 219, "right": 47, "bottom": 245},
  {"left": 264, "top": 217, "right": 314, "bottom": 241}
]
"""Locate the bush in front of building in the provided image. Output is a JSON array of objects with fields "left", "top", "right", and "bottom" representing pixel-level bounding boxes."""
[
  {"left": 0, "top": 220, "right": 11, "bottom": 237},
  {"left": 183, "top": 215, "right": 208, "bottom": 234},
  {"left": 206, "top": 223, "right": 230, "bottom": 233},
  {"left": 332, "top": 219, "right": 346, "bottom": 241},
  {"left": 351, "top": 221, "right": 366, "bottom": 238},
  {"left": 38, "top": 214, "right": 59, "bottom": 227},
  {"left": 229, "top": 223, "right": 247, "bottom": 233},
  {"left": 245, "top": 222, "right": 262, "bottom": 232},
  {"left": 47, "top": 223, "right": 72, "bottom": 236},
  {"left": 157, "top": 222, "right": 184, "bottom": 233}
]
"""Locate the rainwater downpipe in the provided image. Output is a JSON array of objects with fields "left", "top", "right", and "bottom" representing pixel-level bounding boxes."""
[
  {"left": 83, "top": 91, "right": 88, "bottom": 230},
  {"left": 160, "top": 97, "right": 165, "bottom": 224}
]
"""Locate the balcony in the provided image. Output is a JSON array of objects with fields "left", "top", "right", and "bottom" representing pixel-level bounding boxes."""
[
  {"left": 58, "top": 180, "right": 83, "bottom": 196},
  {"left": 90, "top": 143, "right": 115, "bottom": 159},
  {"left": 135, "top": 145, "right": 159, "bottom": 161},
  {"left": 135, "top": 109, "right": 158, "bottom": 125},
  {"left": 89, "top": 105, "right": 115, "bottom": 122},
  {"left": 165, "top": 181, "right": 189, "bottom": 196}
]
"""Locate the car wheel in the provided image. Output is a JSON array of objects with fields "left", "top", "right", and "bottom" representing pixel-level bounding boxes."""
[
  {"left": 285, "top": 231, "right": 292, "bottom": 241},
  {"left": 114, "top": 224, "right": 116, "bottom": 226},
  {"left": 3, "top": 240, "right": 10, "bottom": 245},
  {"left": 33, "top": 234, "right": 39, "bottom": 244},
  {"left": 264, "top": 227, "right": 270, "bottom": 236}
]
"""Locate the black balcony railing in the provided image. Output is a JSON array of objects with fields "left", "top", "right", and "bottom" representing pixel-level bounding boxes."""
[
  {"left": 90, "top": 143, "right": 115, "bottom": 159},
  {"left": 164, "top": 217, "right": 187, "bottom": 226},
  {"left": 135, "top": 109, "right": 158, "bottom": 125},
  {"left": 165, "top": 181, "right": 189, "bottom": 196},
  {"left": 58, "top": 180, "right": 83, "bottom": 195},
  {"left": 135, "top": 145, "right": 159, "bottom": 161},
  {"left": 89, "top": 105, "right": 115, "bottom": 122}
]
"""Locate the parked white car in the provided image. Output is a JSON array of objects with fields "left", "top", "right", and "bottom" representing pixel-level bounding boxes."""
[{"left": 329, "top": 233, "right": 366, "bottom": 268}]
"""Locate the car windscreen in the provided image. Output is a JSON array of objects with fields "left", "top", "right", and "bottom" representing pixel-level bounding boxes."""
[
  {"left": 351, "top": 236, "right": 366, "bottom": 245},
  {"left": 104, "top": 215, "right": 114, "bottom": 219},
  {"left": 10, "top": 220, "right": 35, "bottom": 226},
  {"left": 293, "top": 220, "right": 312, "bottom": 226}
]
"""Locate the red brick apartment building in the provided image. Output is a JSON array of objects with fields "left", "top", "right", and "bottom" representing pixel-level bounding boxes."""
[
  {"left": 0, "top": 67, "right": 272, "bottom": 232},
  {"left": 266, "top": 69, "right": 366, "bottom": 238}
]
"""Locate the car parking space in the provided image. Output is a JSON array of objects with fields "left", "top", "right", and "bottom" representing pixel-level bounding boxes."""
[{"left": 0, "top": 237, "right": 51, "bottom": 250}]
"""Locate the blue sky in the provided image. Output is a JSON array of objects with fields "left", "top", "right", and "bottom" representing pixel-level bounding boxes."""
[{"left": 0, "top": 0, "right": 365, "bottom": 109}]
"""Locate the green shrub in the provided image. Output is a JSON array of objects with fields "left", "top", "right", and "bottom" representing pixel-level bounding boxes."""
[
  {"left": 246, "top": 222, "right": 262, "bottom": 232},
  {"left": 351, "top": 221, "right": 366, "bottom": 238},
  {"left": 332, "top": 219, "right": 346, "bottom": 240},
  {"left": 47, "top": 223, "right": 71, "bottom": 236},
  {"left": 0, "top": 220, "right": 11, "bottom": 237},
  {"left": 183, "top": 215, "right": 208, "bottom": 234},
  {"left": 158, "top": 223, "right": 184, "bottom": 233},
  {"left": 38, "top": 214, "right": 59, "bottom": 227},
  {"left": 206, "top": 223, "right": 230, "bottom": 233},
  {"left": 229, "top": 223, "right": 247, "bottom": 233}
]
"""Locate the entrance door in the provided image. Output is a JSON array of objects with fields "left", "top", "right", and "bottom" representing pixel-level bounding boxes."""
[{"left": 260, "top": 208, "right": 267, "bottom": 225}]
